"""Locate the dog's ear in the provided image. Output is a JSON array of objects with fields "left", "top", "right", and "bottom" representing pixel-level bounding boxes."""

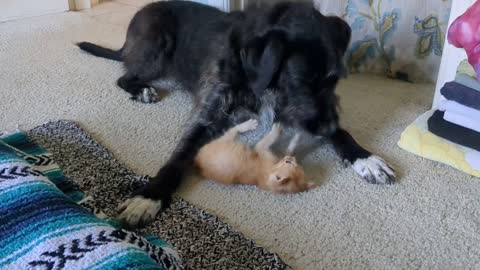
[
  {"left": 325, "top": 16, "right": 351, "bottom": 78},
  {"left": 326, "top": 16, "right": 351, "bottom": 56},
  {"left": 240, "top": 30, "right": 287, "bottom": 98}
]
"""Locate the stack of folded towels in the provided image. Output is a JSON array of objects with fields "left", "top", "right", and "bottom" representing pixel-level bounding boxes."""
[
  {"left": 428, "top": 59, "right": 480, "bottom": 152},
  {"left": 397, "top": 59, "right": 480, "bottom": 177}
]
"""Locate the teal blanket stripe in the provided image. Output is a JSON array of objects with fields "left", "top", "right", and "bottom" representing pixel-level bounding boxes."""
[{"left": 0, "top": 131, "right": 182, "bottom": 270}]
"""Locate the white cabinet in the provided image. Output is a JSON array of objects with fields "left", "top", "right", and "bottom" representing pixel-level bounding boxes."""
[
  {"left": 190, "top": 0, "right": 232, "bottom": 11},
  {"left": 189, "top": 0, "right": 266, "bottom": 12}
]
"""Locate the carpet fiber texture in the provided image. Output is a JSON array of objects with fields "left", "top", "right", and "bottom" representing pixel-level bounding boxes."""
[{"left": 1, "top": 9, "right": 480, "bottom": 269}]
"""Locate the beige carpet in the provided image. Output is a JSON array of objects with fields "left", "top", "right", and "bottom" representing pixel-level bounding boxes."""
[{"left": 2, "top": 9, "right": 480, "bottom": 270}]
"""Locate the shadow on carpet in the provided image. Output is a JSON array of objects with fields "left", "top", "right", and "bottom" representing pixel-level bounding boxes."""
[{"left": 28, "top": 120, "right": 291, "bottom": 270}]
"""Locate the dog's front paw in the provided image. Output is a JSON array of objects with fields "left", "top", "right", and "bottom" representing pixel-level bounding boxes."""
[
  {"left": 117, "top": 196, "right": 163, "bottom": 227},
  {"left": 351, "top": 155, "right": 395, "bottom": 184}
]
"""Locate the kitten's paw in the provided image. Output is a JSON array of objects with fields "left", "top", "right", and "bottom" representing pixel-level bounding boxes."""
[
  {"left": 270, "top": 123, "right": 282, "bottom": 136},
  {"left": 237, "top": 119, "right": 258, "bottom": 132},
  {"left": 352, "top": 155, "right": 395, "bottom": 185}
]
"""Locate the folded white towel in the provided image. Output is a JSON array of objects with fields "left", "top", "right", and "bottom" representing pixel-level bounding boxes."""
[
  {"left": 443, "top": 111, "right": 480, "bottom": 133},
  {"left": 439, "top": 99, "right": 480, "bottom": 120}
]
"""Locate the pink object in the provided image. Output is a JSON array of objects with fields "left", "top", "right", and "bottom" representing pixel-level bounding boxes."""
[{"left": 448, "top": 0, "right": 480, "bottom": 80}]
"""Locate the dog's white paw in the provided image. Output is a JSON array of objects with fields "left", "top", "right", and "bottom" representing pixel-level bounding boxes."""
[
  {"left": 352, "top": 155, "right": 395, "bottom": 184},
  {"left": 237, "top": 119, "right": 258, "bottom": 132},
  {"left": 117, "top": 196, "right": 162, "bottom": 227}
]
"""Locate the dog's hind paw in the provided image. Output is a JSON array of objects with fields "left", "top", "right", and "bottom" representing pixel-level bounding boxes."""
[
  {"left": 117, "top": 196, "right": 163, "bottom": 228},
  {"left": 130, "top": 87, "right": 161, "bottom": 104},
  {"left": 352, "top": 155, "right": 395, "bottom": 185}
]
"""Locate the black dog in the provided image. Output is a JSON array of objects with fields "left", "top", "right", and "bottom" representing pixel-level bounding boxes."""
[{"left": 78, "top": 1, "right": 395, "bottom": 227}]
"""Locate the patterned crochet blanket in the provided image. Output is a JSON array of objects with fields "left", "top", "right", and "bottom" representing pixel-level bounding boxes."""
[{"left": 0, "top": 131, "right": 182, "bottom": 270}]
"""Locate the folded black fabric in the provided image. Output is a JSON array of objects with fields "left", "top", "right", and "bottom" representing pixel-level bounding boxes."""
[
  {"left": 440, "top": 81, "right": 480, "bottom": 110},
  {"left": 428, "top": 110, "right": 480, "bottom": 151}
]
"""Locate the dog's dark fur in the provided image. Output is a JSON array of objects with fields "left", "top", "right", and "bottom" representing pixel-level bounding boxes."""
[{"left": 78, "top": 1, "right": 395, "bottom": 227}]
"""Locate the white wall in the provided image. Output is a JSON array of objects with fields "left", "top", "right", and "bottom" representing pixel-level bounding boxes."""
[
  {"left": 432, "top": 0, "right": 475, "bottom": 109},
  {"left": 0, "top": 0, "right": 69, "bottom": 23}
]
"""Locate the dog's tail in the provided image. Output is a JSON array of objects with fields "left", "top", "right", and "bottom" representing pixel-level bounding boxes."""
[{"left": 77, "top": 42, "right": 123, "bottom": 61}]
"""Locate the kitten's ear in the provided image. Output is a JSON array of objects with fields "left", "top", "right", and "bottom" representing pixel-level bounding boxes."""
[
  {"left": 268, "top": 174, "right": 279, "bottom": 182},
  {"left": 271, "top": 174, "right": 289, "bottom": 182},
  {"left": 306, "top": 181, "right": 318, "bottom": 189}
]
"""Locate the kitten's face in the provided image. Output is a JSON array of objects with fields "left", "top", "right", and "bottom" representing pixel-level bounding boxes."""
[{"left": 267, "top": 156, "right": 317, "bottom": 193}]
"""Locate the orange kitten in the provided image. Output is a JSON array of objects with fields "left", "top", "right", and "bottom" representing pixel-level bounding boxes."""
[{"left": 194, "top": 119, "right": 317, "bottom": 193}]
